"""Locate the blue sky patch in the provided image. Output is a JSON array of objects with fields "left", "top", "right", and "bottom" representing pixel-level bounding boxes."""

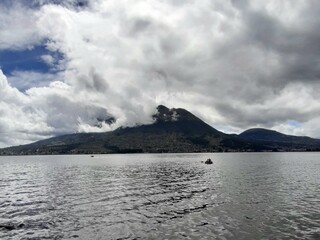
[
  {"left": 287, "top": 120, "right": 302, "bottom": 128},
  {"left": 0, "top": 44, "right": 64, "bottom": 76},
  {"left": 0, "top": 45, "right": 51, "bottom": 75}
]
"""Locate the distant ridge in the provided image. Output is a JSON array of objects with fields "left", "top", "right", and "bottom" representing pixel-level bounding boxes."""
[
  {"left": 239, "top": 128, "right": 318, "bottom": 143},
  {"left": 1, "top": 106, "right": 320, "bottom": 155},
  {"left": 238, "top": 128, "right": 320, "bottom": 151}
]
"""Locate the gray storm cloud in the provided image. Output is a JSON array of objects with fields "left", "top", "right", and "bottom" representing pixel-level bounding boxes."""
[{"left": 1, "top": 0, "right": 320, "bottom": 147}]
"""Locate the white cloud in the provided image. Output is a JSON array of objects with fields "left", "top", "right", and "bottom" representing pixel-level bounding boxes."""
[
  {"left": 0, "top": 3, "right": 44, "bottom": 50},
  {"left": 0, "top": 70, "right": 51, "bottom": 147},
  {"left": 41, "top": 54, "right": 55, "bottom": 65},
  {"left": 1, "top": 0, "right": 320, "bottom": 147},
  {"left": 0, "top": 69, "right": 115, "bottom": 147},
  {"left": 8, "top": 70, "right": 60, "bottom": 91}
]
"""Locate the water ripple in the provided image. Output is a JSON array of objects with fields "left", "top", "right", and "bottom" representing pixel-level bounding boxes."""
[{"left": 0, "top": 153, "right": 319, "bottom": 239}]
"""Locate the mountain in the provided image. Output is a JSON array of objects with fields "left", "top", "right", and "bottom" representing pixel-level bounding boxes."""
[
  {"left": 1, "top": 107, "right": 320, "bottom": 155},
  {"left": 0, "top": 105, "right": 230, "bottom": 155}
]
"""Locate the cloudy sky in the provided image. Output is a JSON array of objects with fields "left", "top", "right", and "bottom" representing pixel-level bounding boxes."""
[{"left": 1, "top": 0, "right": 320, "bottom": 147}]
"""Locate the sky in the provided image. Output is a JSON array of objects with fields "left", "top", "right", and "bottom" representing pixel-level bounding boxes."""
[{"left": 1, "top": 0, "right": 320, "bottom": 147}]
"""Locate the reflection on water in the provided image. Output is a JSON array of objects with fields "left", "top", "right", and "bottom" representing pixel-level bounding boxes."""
[{"left": 0, "top": 153, "right": 319, "bottom": 239}]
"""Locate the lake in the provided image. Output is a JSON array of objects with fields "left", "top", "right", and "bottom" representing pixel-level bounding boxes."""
[{"left": 0, "top": 153, "right": 319, "bottom": 239}]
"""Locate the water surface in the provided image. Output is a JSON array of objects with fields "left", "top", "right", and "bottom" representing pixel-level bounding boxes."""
[{"left": 0, "top": 153, "right": 319, "bottom": 239}]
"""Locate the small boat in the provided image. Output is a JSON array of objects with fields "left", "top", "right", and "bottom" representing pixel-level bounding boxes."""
[{"left": 205, "top": 158, "right": 213, "bottom": 164}]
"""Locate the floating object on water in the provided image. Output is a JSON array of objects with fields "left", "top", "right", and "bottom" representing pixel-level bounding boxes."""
[
  {"left": 205, "top": 158, "right": 213, "bottom": 164},
  {"left": 91, "top": 155, "right": 94, "bottom": 157},
  {"left": 0, "top": 223, "right": 25, "bottom": 231}
]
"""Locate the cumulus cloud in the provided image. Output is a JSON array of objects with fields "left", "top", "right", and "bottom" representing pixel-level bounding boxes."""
[
  {"left": 0, "top": 70, "right": 50, "bottom": 147},
  {"left": 0, "top": 3, "right": 44, "bottom": 50},
  {"left": 0, "top": 70, "right": 114, "bottom": 147},
  {"left": 8, "top": 71, "right": 60, "bottom": 91},
  {"left": 1, "top": 0, "right": 320, "bottom": 147}
]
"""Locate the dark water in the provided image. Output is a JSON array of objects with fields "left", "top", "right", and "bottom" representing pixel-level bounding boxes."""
[{"left": 0, "top": 153, "right": 319, "bottom": 240}]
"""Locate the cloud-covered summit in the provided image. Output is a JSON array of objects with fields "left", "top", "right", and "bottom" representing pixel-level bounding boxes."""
[{"left": 1, "top": 0, "right": 320, "bottom": 147}]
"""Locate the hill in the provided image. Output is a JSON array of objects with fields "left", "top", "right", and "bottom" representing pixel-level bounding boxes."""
[{"left": 238, "top": 128, "right": 320, "bottom": 151}]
